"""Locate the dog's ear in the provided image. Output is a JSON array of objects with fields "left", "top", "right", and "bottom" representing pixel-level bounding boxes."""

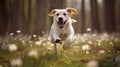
[
  {"left": 66, "top": 7, "right": 78, "bottom": 15},
  {"left": 48, "top": 9, "right": 56, "bottom": 17}
]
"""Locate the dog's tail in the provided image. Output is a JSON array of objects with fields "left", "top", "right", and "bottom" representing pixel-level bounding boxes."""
[{"left": 71, "top": 19, "right": 77, "bottom": 23}]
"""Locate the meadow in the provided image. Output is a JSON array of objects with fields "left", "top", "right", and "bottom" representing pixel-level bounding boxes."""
[{"left": 0, "top": 32, "right": 120, "bottom": 67}]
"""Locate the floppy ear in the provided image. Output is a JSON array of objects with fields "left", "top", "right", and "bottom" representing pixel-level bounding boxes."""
[
  {"left": 66, "top": 7, "right": 78, "bottom": 15},
  {"left": 48, "top": 9, "right": 56, "bottom": 17}
]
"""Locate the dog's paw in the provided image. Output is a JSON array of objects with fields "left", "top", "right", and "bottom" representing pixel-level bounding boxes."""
[{"left": 55, "top": 39, "right": 61, "bottom": 43}]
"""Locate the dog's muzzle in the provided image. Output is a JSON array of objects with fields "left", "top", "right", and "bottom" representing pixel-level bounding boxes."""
[{"left": 57, "top": 20, "right": 67, "bottom": 28}]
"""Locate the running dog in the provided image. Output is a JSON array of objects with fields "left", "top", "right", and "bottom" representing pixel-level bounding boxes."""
[{"left": 49, "top": 7, "right": 78, "bottom": 54}]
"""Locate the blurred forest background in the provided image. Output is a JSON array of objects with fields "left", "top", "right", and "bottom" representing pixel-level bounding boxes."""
[
  {"left": 0, "top": 0, "right": 120, "bottom": 36},
  {"left": 0, "top": 0, "right": 120, "bottom": 67}
]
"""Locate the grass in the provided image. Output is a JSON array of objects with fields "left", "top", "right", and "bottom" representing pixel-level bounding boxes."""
[{"left": 0, "top": 33, "right": 120, "bottom": 67}]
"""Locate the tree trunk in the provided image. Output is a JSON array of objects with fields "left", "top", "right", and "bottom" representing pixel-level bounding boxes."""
[
  {"left": 104, "top": 0, "right": 116, "bottom": 33},
  {"left": 35, "top": 0, "right": 46, "bottom": 36},
  {"left": 0, "top": 0, "right": 8, "bottom": 35},
  {"left": 81, "top": 0, "right": 85, "bottom": 33},
  {"left": 21, "top": 0, "right": 26, "bottom": 34},
  {"left": 116, "top": 0, "right": 120, "bottom": 32},
  {"left": 84, "top": 0, "right": 92, "bottom": 33},
  {"left": 12, "top": 0, "right": 20, "bottom": 33},
  {"left": 27, "top": 0, "right": 31, "bottom": 34},
  {"left": 90, "top": 0, "right": 100, "bottom": 33},
  {"left": 97, "top": 0, "right": 105, "bottom": 32}
]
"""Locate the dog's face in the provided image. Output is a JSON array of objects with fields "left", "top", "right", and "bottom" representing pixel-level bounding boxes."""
[
  {"left": 54, "top": 9, "right": 69, "bottom": 28},
  {"left": 49, "top": 7, "right": 78, "bottom": 28}
]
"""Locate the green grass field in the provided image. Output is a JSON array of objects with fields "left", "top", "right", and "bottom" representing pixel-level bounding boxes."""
[{"left": 0, "top": 33, "right": 120, "bottom": 67}]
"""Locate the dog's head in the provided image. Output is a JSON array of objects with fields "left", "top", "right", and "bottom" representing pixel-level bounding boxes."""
[{"left": 49, "top": 7, "right": 78, "bottom": 28}]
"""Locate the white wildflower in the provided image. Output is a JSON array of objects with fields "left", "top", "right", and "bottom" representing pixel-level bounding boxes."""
[
  {"left": 30, "top": 44, "right": 33, "bottom": 47},
  {"left": 99, "top": 50, "right": 105, "bottom": 54},
  {"left": 16, "top": 30, "right": 21, "bottom": 33},
  {"left": 87, "top": 28, "right": 91, "bottom": 31},
  {"left": 83, "top": 33, "right": 87, "bottom": 36},
  {"left": 10, "top": 58, "right": 23, "bottom": 67},
  {"left": 22, "top": 40, "right": 25, "bottom": 45},
  {"left": 75, "top": 41, "right": 79, "bottom": 44},
  {"left": 74, "top": 35, "right": 77, "bottom": 40},
  {"left": 101, "top": 33, "right": 108, "bottom": 40},
  {"left": 8, "top": 44, "right": 18, "bottom": 52},
  {"left": 98, "top": 40, "right": 102, "bottom": 43},
  {"left": 97, "top": 43, "right": 101, "bottom": 46},
  {"left": 108, "top": 50, "right": 111, "bottom": 52},
  {"left": 74, "top": 46, "right": 79, "bottom": 49},
  {"left": 47, "top": 47, "right": 52, "bottom": 50},
  {"left": 42, "top": 43, "right": 46, "bottom": 46},
  {"left": 28, "top": 50, "right": 38, "bottom": 58},
  {"left": 46, "top": 42, "right": 51, "bottom": 45},
  {"left": 93, "top": 34, "right": 97, "bottom": 36},
  {"left": 42, "top": 31, "right": 45, "bottom": 34},
  {"left": 35, "top": 41, "right": 42, "bottom": 45},
  {"left": 10, "top": 33, "right": 14, "bottom": 36},
  {"left": 86, "top": 51, "right": 90, "bottom": 54},
  {"left": 88, "top": 41, "right": 92, "bottom": 44},
  {"left": 33, "top": 34, "right": 36, "bottom": 37},
  {"left": 51, "top": 43, "right": 54, "bottom": 47},
  {"left": 81, "top": 33, "right": 90, "bottom": 42},
  {"left": 87, "top": 60, "right": 99, "bottom": 67},
  {"left": 82, "top": 44, "right": 91, "bottom": 51},
  {"left": 109, "top": 42, "right": 113, "bottom": 46},
  {"left": 47, "top": 37, "right": 51, "bottom": 41}
]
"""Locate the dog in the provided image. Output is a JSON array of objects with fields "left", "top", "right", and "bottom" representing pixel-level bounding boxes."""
[{"left": 48, "top": 7, "right": 78, "bottom": 54}]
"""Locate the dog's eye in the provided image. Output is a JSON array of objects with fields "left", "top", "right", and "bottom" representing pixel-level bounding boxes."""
[
  {"left": 56, "top": 13, "right": 59, "bottom": 16},
  {"left": 63, "top": 13, "right": 66, "bottom": 16}
]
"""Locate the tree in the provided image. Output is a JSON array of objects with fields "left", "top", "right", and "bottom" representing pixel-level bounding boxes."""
[
  {"left": 0, "top": 0, "right": 8, "bottom": 35},
  {"left": 116, "top": 0, "right": 120, "bottom": 32},
  {"left": 81, "top": 0, "right": 85, "bottom": 33},
  {"left": 35, "top": 0, "right": 46, "bottom": 35},
  {"left": 90, "top": 0, "right": 100, "bottom": 33},
  {"left": 104, "top": 0, "right": 116, "bottom": 33},
  {"left": 12, "top": 0, "right": 21, "bottom": 33}
]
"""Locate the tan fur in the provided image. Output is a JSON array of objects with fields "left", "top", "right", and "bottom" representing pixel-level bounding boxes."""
[
  {"left": 66, "top": 7, "right": 78, "bottom": 15},
  {"left": 48, "top": 9, "right": 56, "bottom": 16}
]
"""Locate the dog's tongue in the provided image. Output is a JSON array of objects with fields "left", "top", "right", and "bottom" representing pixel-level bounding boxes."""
[{"left": 58, "top": 22, "right": 64, "bottom": 28}]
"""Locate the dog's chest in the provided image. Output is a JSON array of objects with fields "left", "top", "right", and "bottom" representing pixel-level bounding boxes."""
[
  {"left": 59, "top": 33, "right": 68, "bottom": 41},
  {"left": 58, "top": 29, "right": 68, "bottom": 40}
]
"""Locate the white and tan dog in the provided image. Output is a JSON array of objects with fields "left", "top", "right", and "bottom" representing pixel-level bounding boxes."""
[{"left": 49, "top": 7, "right": 78, "bottom": 54}]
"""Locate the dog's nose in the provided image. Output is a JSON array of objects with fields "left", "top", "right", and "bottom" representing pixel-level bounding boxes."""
[{"left": 58, "top": 17, "right": 63, "bottom": 21}]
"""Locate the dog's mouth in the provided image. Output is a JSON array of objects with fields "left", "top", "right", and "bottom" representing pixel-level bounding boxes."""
[{"left": 57, "top": 20, "right": 67, "bottom": 28}]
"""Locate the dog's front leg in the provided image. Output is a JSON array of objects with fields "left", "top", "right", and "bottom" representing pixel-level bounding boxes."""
[
  {"left": 53, "top": 33, "right": 61, "bottom": 54},
  {"left": 53, "top": 33, "right": 61, "bottom": 43},
  {"left": 54, "top": 43, "right": 57, "bottom": 54}
]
